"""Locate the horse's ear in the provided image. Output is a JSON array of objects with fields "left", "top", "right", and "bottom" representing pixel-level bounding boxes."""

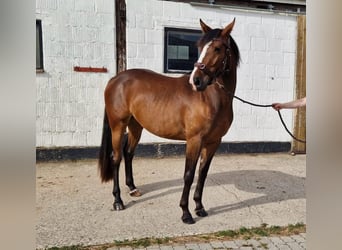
[
  {"left": 221, "top": 18, "right": 235, "bottom": 38},
  {"left": 200, "top": 19, "right": 212, "bottom": 33}
]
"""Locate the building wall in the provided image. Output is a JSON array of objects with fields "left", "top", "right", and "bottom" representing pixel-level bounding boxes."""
[
  {"left": 36, "top": 0, "right": 298, "bottom": 148},
  {"left": 36, "top": 0, "right": 116, "bottom": 147}
]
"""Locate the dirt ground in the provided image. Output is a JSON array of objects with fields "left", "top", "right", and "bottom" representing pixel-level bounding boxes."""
[{"left": 36, "top": 153, "right": 306, "bottom": 249}]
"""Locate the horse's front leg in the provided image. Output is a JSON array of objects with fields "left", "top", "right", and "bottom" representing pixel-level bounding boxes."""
[
  {"left": 180, "top": 138, "right": 202, "bottom": 224},
  {"left": 193, "top": 140, "right": 221, "bottom": 217}
]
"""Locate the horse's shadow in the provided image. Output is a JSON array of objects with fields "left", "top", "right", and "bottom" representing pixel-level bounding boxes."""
[{"left": 125, "top": 169, "right": 305, "bottom": 217}]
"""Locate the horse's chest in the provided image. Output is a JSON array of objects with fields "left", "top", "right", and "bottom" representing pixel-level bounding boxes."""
[
  {"left": 216, "top": 115, "right": 232, "bottom": 134},
  {"left": 207, "top": 106, "right": 233, "bottom": 138}
]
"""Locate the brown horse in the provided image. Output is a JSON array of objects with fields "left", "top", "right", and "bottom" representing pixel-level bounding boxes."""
[{"left": 98, "top": 19, "right": 240, "bottom": 224}]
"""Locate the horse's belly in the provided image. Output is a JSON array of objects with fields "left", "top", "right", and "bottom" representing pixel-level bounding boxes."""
[
  {"left": 134, "top": 113, "right": 186, "bottom": 141},
  {"left": 142, "top": 125, "right": 186, "bottom": 141}
]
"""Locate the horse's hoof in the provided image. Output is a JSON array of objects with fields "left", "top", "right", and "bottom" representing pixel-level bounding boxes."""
[
  {"left": 113, "top": 202, "right": 125, "bottom": 211},
  {"left": 182, "top": 215, "right": 195, "bottom": 224},
  {"left": 195, "top": 208, "right": 208, "bottom": 217},
  {"left": 129, "top": 189, "right": 142, "bottom": 197}
]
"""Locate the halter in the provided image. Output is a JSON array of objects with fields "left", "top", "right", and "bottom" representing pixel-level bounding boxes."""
[{"left": 194, "top": 37, "right": 232, "bottom": 85}]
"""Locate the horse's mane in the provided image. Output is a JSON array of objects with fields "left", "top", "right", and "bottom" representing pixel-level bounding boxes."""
[{"left": 197, "top": 28, "right": 241, "bottom": 67}]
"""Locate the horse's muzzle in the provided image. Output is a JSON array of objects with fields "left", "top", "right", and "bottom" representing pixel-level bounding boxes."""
[{"left": 189, "top": 65, "right": 212, "bottom": 91}]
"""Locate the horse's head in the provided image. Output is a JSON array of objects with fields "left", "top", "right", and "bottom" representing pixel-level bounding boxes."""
[{"left": 189, "top": 18, "right": 236, "bottom": 91}]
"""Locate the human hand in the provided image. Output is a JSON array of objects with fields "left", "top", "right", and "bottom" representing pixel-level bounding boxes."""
[{"left": 272, "top": 103, "right": 282, "bottom": 111}]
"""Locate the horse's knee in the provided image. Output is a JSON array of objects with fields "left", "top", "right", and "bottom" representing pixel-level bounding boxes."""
[{"left": 183, "top": 170, "right": 195, "bottom": 185}]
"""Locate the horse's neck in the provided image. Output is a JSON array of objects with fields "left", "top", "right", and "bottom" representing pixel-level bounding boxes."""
[
  {"left": 222, "top": 71, "right": 237, "bottom": 96},
  {"left": 222, "top": 52, "right": 238, "bottom": 93}
]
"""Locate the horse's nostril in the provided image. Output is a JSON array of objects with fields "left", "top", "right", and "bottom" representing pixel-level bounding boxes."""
[{"left": 194, "top": 77, "right": 201, "bottom": 86}]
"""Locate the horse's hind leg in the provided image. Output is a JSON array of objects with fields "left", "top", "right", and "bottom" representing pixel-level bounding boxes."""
[
  {"left": 109, "top": 121, "right": 127, "bottom": 210},
  {"left": 123, "top": 117, "right": 143, "bottom": 197},
  {"left": 193, "top": 140, "right": 221, "bottom": 217}
]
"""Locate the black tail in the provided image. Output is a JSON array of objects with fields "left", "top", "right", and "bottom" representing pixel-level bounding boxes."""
[{"left": 98, "top": 110, "right": 113, "bottom": 182}]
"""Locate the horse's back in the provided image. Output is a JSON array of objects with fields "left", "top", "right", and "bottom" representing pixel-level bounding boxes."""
[
  {"left": 109, "top": 68, "right": 189, "bottom": 86},
  {"left": 106, "top": 69, "right": 190, "bottom": 99}
]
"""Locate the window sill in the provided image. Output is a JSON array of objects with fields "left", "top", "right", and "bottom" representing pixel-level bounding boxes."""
[{"left": 36, "top": 69, "right": 45, "bottom": 73}]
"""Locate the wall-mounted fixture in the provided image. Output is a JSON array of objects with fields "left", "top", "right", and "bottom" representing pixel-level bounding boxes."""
[{"left": 73, "top": 66, "right": 108, "bottom": 73}]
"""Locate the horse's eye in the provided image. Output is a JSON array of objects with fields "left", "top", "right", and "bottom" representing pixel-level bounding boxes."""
[{"left": 214, "top": 47, "right": 220, "bottom": 52}]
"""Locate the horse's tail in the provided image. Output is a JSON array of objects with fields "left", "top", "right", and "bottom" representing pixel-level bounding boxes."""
[{"left": 98, "top": 110, "right": 114, "bottom": 182}]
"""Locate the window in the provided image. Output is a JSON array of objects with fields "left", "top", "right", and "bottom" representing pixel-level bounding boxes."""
[
  {"left": 36, "top": 20, "right": 44, "bottom": 71},
  {"left": 164, "top": 28, "right": 202, "bottom": 73}
]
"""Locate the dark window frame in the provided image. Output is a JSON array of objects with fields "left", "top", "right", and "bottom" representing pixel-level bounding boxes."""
[
  {"left": 36, "top": 19, "right": 44, "bottom": 72},
  {"left": 164, "top": 27, "right": 202, "bottom": 74}
]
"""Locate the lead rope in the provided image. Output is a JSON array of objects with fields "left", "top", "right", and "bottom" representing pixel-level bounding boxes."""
[{"left": 231, "top": 94, "right": 306, "bottom": 143}]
